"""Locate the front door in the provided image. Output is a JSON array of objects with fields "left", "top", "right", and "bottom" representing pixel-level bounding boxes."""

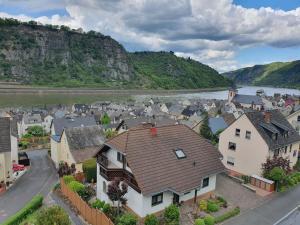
[{"left": 173, "top": 193, "right": 180, "bottom": 204}]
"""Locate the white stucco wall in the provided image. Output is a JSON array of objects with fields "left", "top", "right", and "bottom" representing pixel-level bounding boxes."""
[
  {"left": 0, "top": 152, "right": 12, "bottom": 183},
  {"left": 219, "top": 114, "right": 270, "bottom": 176},
  {"left": 10, "top": 135, "right": 18, "bottom": 163}
]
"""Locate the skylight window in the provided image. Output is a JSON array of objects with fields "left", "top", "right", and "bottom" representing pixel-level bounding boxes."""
[{"left": 174, "top": 148, "right": 186, "bottom": 159}]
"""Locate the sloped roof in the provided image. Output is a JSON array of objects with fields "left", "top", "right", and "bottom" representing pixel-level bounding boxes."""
[
  {"left": 233, "top": 94, "right": 263, "bottom": 105},
  {"left": 104, "top": 124, "right": 224, "bottom": 195},
  {"left": 0, "top": 117, "right": 11, "bottom": 153},
  {"left": 65, "top": 125, "right": 104, "bottom": 163},
  {"left": 246, "top": 110, "right": 300, "bottom": 150},
  {"left": 208, "top": 117, "right": 228, "bottom": 134},
  {"left": 52, "top": 116, "right": 97, "bottom": 136}
]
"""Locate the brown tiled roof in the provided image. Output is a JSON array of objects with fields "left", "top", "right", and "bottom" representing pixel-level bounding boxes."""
[
  {"left": 104, "top": 124, "right": 224, "bottom": 195},
  {"left": 222, "top": 113, "right": 236, "bottom": 126}
]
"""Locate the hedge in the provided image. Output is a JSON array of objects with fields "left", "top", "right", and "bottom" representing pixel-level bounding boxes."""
[
  {"left": 82, "top": 158, "right": 97, "bottom": 183},
  {"left": 215, "top": 207, "right": 240, "bottom": 223},
  {"left": 2, "top": 195, "right": 43, "bottom": 225},
  {"left": 63, "top": 175, "right": 75, "bottom": 184},
  {"left": 67, "top": 181, "right": 85, "bottom": 193}
]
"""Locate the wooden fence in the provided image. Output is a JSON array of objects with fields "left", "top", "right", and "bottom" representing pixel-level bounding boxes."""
[{"left": 60, "top": 179, "right": 114, "bottom": 225}]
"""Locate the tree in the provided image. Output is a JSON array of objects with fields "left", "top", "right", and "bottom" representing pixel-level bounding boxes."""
[
  {"left": 200, "top": 116, "right": 212, "bottom": 140},
  {"left": 35, "top": 206, "right": 71, "bottom": 225},
  {"left": 27, "top": 125, "right": 45, "bottom": 137},
  {"left": 269, "top": 167, "right": 286, "bottom": 191},
  {"left": 262, "top": 156, "right": 291, "bottom": 178},
  {"left": 101, "top": 113, "right": 111, "bottom": 125},
  {"left": 107, "top": 178, "right": 128, "bottom": 215},
  {"left": 58, "top": 162, "right": 76, "bottom": 177},
  {"left": 105, "top": 129, "right": 118, "bottom": 139}
]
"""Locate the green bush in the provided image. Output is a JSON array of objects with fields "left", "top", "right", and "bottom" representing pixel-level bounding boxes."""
[
  {"left": 27, "top": 125, "right": 45, "bottom": 137},
  {"left": 91, "top": 199, "right": 105, "bottom": 210},
  {"left": 204, "top": 215, "right": 215, "bottom": 225},
  {"left": 35, "top": 205, "right": 71, "bottom": 225},
  {"left": 2, "top": 195, "right": 43, "bottom": 225},
  {"left": 144, "top": 214, "right": 159, "bottom": 225},
  {"left": 199, "top": 200, "right": 207, "bottom": 211},
  {"left": 67, "top": 181, "right": 85, "bottom": 193},
  {"left": 63, "top": 175, "right": 75, "bottom": 184},
  {"left": 195, "top": 218, "right": 205, "bottom": 225},
  {"left": 78, "top": 185, "right": 95, "bottom": 202},
  {"left": 83, "top": 158, "right": 97, "bottom": 183},
  {"left": 215, "top": 207, "right": 240, "bottom": 223},
  {"left": 53, "top": 182, "right": 61, "bottom": 190},
  {"left": 207, "top": 201, "right": 219, "bottom": 212},
  {"left": 102, "top": 203, "right": 112, "bottom": 214},
  {"left": 164, "top": 204, "right": 180, "bottom": 225},
  {"left": 117, "top": 213, "right": 137, "bottom": 225}
]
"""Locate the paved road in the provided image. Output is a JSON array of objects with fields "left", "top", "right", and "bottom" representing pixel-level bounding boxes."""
[
  {"left": 225, "top": 184, "right": 300, "bottom": 225},
  {"left": 0, "top": 150, "right": 58, "bottom": 223}
]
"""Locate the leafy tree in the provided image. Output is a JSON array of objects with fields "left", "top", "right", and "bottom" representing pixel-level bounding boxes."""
[
  {"left": 269, "top": 167, "right": 286, "bottom": 191},
  {"left": 262, "top": 156, "right": 291, "bottom": 178},
  {"left": 27, "top": 125, "right": 45, "bottom": 137},
  {"left": 83, "top": 158, "right": 97, "bottom": 183},
  {"left": 58, "top": 162, "right": 76, "bottom": 177},
  {"left": 35, "top": 206, "right": 71, "bottom": 225},
  {"left": 101, "top": 113, "right": 111, "bottom": 125},
  {"left": 105, "top": 129, "right": 118, "bottom": 139},
  {"left": 200, "top": 115, "right": 212, "bottom": 140},
  {"left": 107, "top": 178, "right": 128, "bottom": 215}
]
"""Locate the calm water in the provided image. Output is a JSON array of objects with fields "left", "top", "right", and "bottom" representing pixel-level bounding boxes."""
[{"left": 135, "top": 86, "right": 300, "bottom": 101}]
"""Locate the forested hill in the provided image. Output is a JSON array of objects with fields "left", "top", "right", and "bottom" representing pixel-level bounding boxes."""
[
  {"left": 0, "top": 18, "right": 232, "bottom": 89},
  {"left": 223, "top": 61, "right": 300, "bottom": 89}
]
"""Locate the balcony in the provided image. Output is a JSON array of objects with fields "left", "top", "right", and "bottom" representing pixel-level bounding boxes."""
[{"left": 97, "top": 155, "right": 141, "bottom": 193}]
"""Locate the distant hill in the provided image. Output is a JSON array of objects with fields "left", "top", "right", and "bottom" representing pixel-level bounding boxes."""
[
  {"left": 0, "top": 18, "right": 232, "bottom": 89},
  {"left": 223, "top": 61, "right": 300, "bottom": 89}
]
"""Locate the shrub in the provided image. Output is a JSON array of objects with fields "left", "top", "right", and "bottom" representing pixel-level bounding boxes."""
[
  {"left": 195, "top": 218, "right": 205, "bottom": 225},
  {"left": 204, "top": 215, "right": 215, "bottom": 225},
  {"left": 144, "top": 214, "right": 159, "bottom": 225},
  {"left": 63, "top": 175, "right": 75, "bottom": 184},
  {"left": 216, "top": 196, "right": 227, "bottom": 207},
  {"left": 67, "top": 181, "right": 85, "bottom": 193},
  {"left": 91, "top": 199, "right": 105, "bottom": 210},
  {"left": 207, "top": 201, "right": 219, "bottom": 212},
  {"left": 199, "top": 200, "right": 207, "bottom": 211},
  {"left": 35, "top": 205, "right": 71, "bottom": 225},
  {"left": 83, "top": 158, "right": 97, "bottom": 183},
  {"left": 53, "top": 183, "right": 61, "bottom": 190},
  {"left": 117, "top": 213, "right": 137, "bottom": 225},
  {"left": 78, "top": 185, "right": 96, "bottom": 202},
  {"left": 164, "top": 204, "right": 180, "bottom": 225},
  {"left": 102, "top": 203, "right": 112, "bottom": 214},
  {"left": 2, "top": 195, "right": 43, "bottom": 225},
  {"left": 215, "top": 207, "right": 240, "bottom": 223}
]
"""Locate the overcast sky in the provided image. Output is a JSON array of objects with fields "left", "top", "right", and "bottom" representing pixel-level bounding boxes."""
[{"left": 1, "top": 0, "right": 300, "bottom": 72}]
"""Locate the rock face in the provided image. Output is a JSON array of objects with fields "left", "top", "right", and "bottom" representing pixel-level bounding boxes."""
[
  {"left": 0, "top": 25, "right": 135, "bottom": 85},
  {"left": 0, "top": 22, "right": 232, "bottom": 89}
]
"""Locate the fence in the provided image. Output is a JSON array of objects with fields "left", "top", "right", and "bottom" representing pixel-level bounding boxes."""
[{"left": 60, "top": 178, "right": 114, "bottom": 225}]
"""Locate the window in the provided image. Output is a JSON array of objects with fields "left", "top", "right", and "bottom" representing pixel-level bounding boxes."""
[
  {"left": 235, "top": 129, "right": 240, "bottom": 137},
  {"left": 272, "top": 133, "right": 278, "bottom": 140},
  {"left": 245, "top": 131, "right": 251, "bottom": 139},
  {"left": 297, "top": 115, "right": 300, "bottom": 122},
  {"left": 227, "top": 156, "right": 235, "bottom": 166},
  {"left": 285, "top": 146, "right": 288, "bottom": 154},
  {"left": 152, "top": 193, "right": 163, "bottom": 206},
  {"left": 274, "top": 149, "right": 279, "bottom": 157},
  {"left": 174, "top": 148, "right": 186, "bottom": 159},
  {"left": 290, "top": 144, "right": 293, "bottom": 153},
  {"left": 103, "top": 181, "right": 107, "bottom": 193},
  {"left": 228, "top": 142, "right": 236, "bottom": 151},
  {"left": 202, "top": 177, "right": 209, "bottom": 188},
  {"left": 117, "top": 152, "right": 124, "bottom": 163},
  {"left": 184, "top": 191, "right": 191, "bottom": 195}
]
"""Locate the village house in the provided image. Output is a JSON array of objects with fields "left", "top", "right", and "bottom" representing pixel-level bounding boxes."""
[
  {"left": 95, "top": 124, "right": 224, "bottom": 218},
  {"left": 228, "top": 88, "right": 263, "bottom": 111},
  {"left": 57, "top": 125, "right": 104, "bottom": 172},
  {"left": 219, "top": 110, "right": 300, "bottom": 177},
  {"left": 0, "top": 117, "right": 18, "bottom": 189},
  {"left": 286, "top": 109, "right": 300, "bottom": 134},
  {"left": 50, "top": 116, "right": 97, "bottom": 168},
  {"left": 18, "top": 113, "right": 43, "bottom": 137}
]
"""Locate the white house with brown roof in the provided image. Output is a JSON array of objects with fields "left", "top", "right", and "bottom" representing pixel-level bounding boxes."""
[
  {"left": 95, "top": 124, "right": 224, "bottom": 218},
  {"left": 219, "top": 110, "right": 300, "bottom": 177}
]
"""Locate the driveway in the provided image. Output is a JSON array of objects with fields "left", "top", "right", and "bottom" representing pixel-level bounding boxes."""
[
  {"left": 224, "top": 184, "right": 300, "bottom": 225},
  {"left": 0, "top": 150, "right": 58, "bottom": 223}
]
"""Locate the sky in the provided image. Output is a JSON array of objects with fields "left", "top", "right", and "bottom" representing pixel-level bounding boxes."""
[{"left": 0, "top": 0, "right": 300, "bottom": 72}]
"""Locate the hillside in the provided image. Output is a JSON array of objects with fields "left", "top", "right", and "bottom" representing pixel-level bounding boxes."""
[
  {"left": 223, "top": 61, "right": 300, "bottom": 89},
  {"left": 0, "top": 18, "right": 232, "bottom": 89}
]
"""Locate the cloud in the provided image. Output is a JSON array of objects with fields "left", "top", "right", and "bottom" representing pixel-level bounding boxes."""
[{"left": 1, "top": 0, "right": 300, "bottom": 71}]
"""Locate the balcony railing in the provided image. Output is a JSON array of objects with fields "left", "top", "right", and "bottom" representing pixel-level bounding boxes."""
[{"left": 97, "top": 155, "right": 141, "bottom": 193}]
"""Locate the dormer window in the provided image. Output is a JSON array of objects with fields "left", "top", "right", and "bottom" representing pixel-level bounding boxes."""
[
  {"left": 174, "top": 148, "right": 186, "bottom": 159},
  {"left": 117, "top": 152, "right": 124, "bottom": 162}
]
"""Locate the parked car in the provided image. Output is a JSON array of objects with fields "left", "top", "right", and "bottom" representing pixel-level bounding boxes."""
[
  {"left": 13, "top": 163, "right": 25, "bottom": 172},
  {"left": 18, "top": 152, "right": 30, "bottom": 166}
]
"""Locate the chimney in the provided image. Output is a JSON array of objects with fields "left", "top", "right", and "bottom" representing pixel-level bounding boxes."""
[
  {"left": 264, "top": 111, "right": 272, "bottom": 123},
  {"left": 150, "top": 127, "right": 157, "bottom": 137}
]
